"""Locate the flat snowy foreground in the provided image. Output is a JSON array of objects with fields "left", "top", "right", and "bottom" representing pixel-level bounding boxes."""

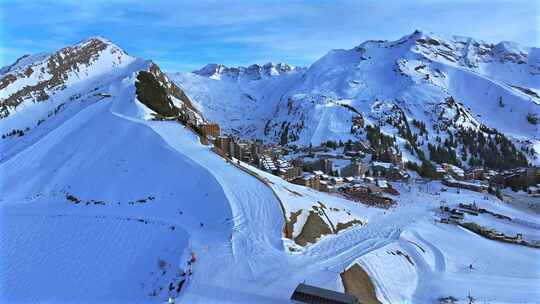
[{"left": 1, "top": 65, "right": 539, "bottom": 303}]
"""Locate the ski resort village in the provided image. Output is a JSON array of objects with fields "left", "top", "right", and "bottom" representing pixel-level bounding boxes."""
[{"left": 1, "top": 3, "right": 539, "bottom": 303}]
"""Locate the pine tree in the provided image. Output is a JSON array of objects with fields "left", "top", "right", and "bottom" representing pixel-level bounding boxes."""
[{"left": 419, "top": 160, "right": 436, "bottom": 178}]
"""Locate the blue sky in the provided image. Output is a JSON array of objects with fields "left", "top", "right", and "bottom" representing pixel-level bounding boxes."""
[{"left": 0, "top": 0, "right": 538, "bottom": 72}]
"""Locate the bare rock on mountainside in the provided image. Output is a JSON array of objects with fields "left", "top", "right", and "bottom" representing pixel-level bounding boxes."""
[{"left": 0, "top": 38, "right": 117, "bottom": 118}]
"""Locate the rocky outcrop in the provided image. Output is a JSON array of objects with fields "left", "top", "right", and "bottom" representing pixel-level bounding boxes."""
[{"left": 136, "top": 64, "right": 203, "bottom": 125}]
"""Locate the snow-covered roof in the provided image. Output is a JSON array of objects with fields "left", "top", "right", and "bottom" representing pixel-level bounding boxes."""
[
  {"left": 372, "top": 161, "right": 392, "bottom": 169},
  {"left": 376, "top": 180, "right": 388, "bottom": 188},
  {"left": 443, "top": 163, "right": 464, "bottom": 175},
  {"left": 302, "top": 173, "right": 315, "bottom": 180}
]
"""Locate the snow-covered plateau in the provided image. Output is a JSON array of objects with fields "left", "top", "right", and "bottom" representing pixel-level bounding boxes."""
[{"left": 1, "top": 34, "right": 539, "bottom": 303}]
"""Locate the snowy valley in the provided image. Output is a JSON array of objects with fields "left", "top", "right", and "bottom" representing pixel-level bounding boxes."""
[{"left": 1, "top": 33, "right": 539, "bottom": 304}]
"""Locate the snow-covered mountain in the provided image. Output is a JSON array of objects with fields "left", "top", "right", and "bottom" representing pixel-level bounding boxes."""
[
  {"left": 1, "top": 35, "right": 539, "bottom": 304},
  {"left": 193, "top": 62, "right": 303, "bottom": 81},
  {"left": 0, "top": 37, "right": 201, "bottom": 122},
  {"left": 171, "top": 30, "right": 540, "bottom": 167}
]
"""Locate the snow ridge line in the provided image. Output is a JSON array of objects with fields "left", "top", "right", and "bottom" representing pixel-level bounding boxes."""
[{"left": 0, "top": 97, "right": 102, "bottom": 166}]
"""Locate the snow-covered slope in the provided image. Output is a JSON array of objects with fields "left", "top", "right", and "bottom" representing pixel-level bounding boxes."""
[
  {"left": 171, "top": 31, "right": 540, "bottom": 165},
  {"left": 169, "top": 68, "right": 302, "bottom": 137}
]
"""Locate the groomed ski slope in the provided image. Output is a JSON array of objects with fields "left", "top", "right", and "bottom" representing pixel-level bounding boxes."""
[
  {"left": 356, "top": 182, "right": 540, "bottom": 303},
  {"left": 153, "top": 122, "right": 540, "bottom": 304},
  {"left": 142, "top": 120, "right": 289, "bottom": 303},
  {"left": 139, "top": 121, "right": 389, "bottom": 302}
]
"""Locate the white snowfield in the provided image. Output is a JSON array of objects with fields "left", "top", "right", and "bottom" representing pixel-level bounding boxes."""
[{"left": 1, "top": 37, "right": 539, "bottom": 304}]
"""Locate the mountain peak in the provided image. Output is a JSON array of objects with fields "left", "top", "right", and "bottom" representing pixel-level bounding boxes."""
[
  {"left": 0, "top": 36, "right": 138, "bottom": 118},
  {"left": 193, "top": 62, "right": 302, "bottom": 81},
  {"left": 71, "top": 36, "right": 128, "bottom": 56},
  {"left": 398, "top": 30, "right": 447, "bottom": 45},
  {"left": 84, "top": 36, "right": 112, "bottom": 44}
]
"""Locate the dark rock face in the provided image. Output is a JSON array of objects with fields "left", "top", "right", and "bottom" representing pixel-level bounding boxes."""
[
  {"left": 148, "top": 63, "right": 200, "bottom": 116},
  {"left": 133, "top": 63, "right": 204, "bottom": 127},
  {"left": 135, "top": 70, "right": 180, "bottom": 118}
]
